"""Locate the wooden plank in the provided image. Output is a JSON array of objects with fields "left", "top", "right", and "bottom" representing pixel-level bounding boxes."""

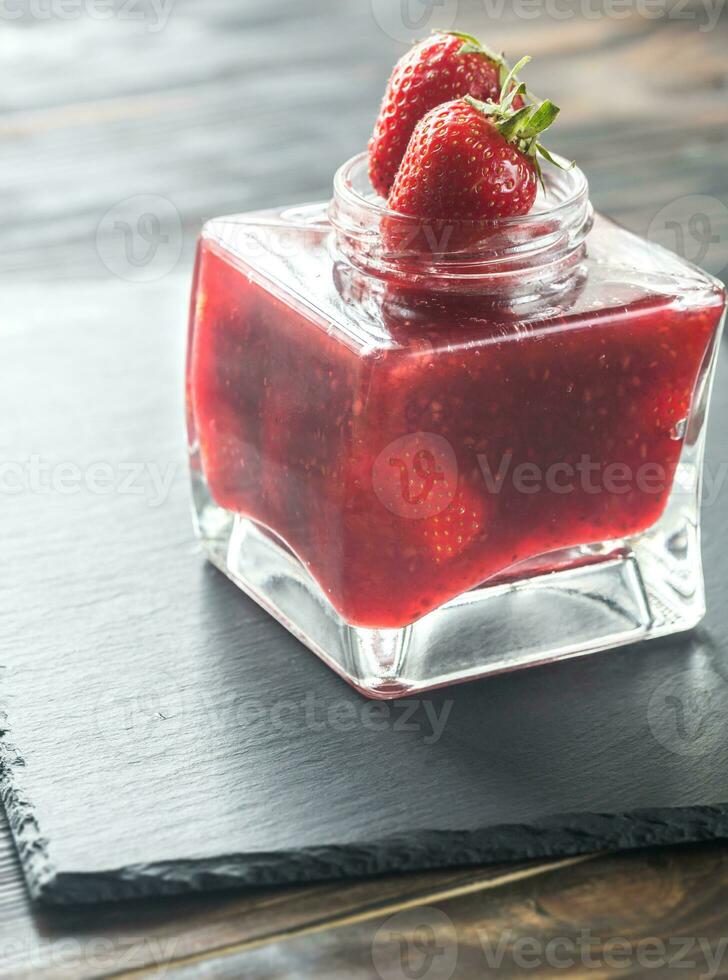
[
  {"left": 154, "top": 844, "right": 728, "bottom": 979},
  {"left": 1, "top": 5, "right": 726, "bottom": 280}
]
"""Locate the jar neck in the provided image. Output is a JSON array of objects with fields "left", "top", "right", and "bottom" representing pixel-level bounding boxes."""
[{"left": 328, "top": 152, "right": 593, "bottom": 294}]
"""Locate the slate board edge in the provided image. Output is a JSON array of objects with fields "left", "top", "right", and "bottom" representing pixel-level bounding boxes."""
[
  {"left": 35, "top": 809, "right": 728, "bottom": 904},
  {"left": 0, "top": 713, "right": 57, "bottom": 901},
  {"left": 3, "top": 706, "right": 728, "bottom": 908}
]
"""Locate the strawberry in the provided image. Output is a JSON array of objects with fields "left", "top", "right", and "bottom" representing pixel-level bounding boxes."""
[
  {"left": 387, "top": 58, "right": 563, "bottom": 229},
  {"left": 368, "top": 31, "right": 523, "bottom": 198},
  {"left": 422, "top": 482, "right": 486, "bottom": 563}
]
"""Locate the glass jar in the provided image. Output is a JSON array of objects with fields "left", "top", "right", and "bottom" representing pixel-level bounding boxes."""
[{"left": 186, "top": 152, "right": 726, "bottom": 698}]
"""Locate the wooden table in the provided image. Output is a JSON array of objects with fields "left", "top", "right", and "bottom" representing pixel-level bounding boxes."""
[{"left": 2, "top": 1, "right": 728, "bottom": 976}]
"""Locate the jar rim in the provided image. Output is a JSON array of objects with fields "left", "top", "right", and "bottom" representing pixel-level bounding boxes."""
[
  {"left": 333, "top": 150, "right": 589, "bottom": 230},
  {"left": 329, "top": 152, "right": 593, "bottom": 286}
]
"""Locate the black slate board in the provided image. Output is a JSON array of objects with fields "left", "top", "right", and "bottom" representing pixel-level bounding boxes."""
[{"left": 2, "top": 277, "right": 728, "bottom": 905}]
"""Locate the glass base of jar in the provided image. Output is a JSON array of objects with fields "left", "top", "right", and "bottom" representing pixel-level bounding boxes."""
[{"left": 190, "top": 457, "right": 706, "bottom": 699}]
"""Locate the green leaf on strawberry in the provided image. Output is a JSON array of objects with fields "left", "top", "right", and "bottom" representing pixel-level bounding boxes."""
[{"left": 442, "top": 30, "right": 506, "bottom": 66}]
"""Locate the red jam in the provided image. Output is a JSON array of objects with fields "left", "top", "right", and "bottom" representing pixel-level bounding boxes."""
[{"left": 188, "top": 223, "right": 724, "bottom": 629}]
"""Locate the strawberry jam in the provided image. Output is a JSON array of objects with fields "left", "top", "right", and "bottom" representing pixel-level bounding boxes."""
[{"left": 188, "top": 163, "right": 724, "bottom": 631}]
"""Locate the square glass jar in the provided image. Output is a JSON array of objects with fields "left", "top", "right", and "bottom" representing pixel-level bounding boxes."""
[{"left": 186, "top": 154, "right": 726, "bottom": 698}]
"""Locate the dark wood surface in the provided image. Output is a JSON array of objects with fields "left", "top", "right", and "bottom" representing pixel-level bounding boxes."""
[{"left": 2, "top": 0, "right": 728, "bottom": 976}]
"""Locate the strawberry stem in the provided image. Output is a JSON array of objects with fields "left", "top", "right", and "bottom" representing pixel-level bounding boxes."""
[
  {"left": 464, "top": 57, "right": 573, "bottom": 190},
  {"left": 498, "top": 55, "right": 531, "bottom": 103},
  {"left": 442, "top": 30, "right": 505, "bottom": 66}
]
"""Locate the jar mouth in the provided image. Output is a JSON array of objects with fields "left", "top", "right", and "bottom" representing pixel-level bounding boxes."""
[{"left": 329, "top": 151, "right": 593, "bottom": 285}]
